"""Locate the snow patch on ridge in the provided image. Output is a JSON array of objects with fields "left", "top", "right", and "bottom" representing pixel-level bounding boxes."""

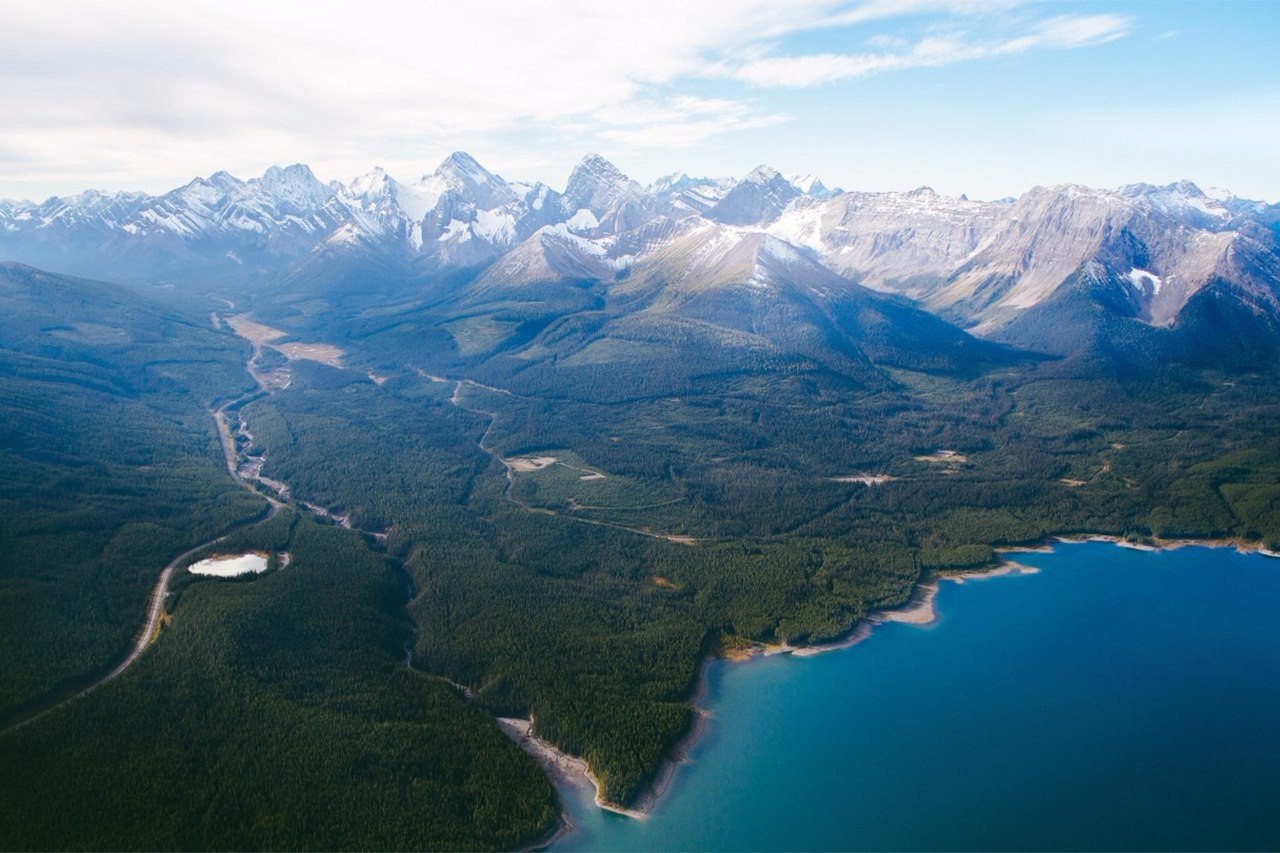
[
  {"left": 474, "top": 208, "right": 516, "bottom": 244},
  {"left": 565, "top": 208, "right": 600, "bottom": 233},
  {"left": 768, "top": 205, "right": 828, "bottom": 253},
  {"left": 1126, "top": 267, "right": 1163, "bottom": 295},
  {"left": 396, "top": 182, "right": 442, "bottom": 222},
  {"left": 759, "top": 234, "right": 804, "bottom": 265},
  {"left": 440, "top": 219, "right": 471, "bottom": 242}
]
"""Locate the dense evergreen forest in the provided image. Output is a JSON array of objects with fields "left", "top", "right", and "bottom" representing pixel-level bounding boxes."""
[
  {"left": 236, "top": 334, "right": 1280, "bottom": 807},
  {"left": 4, "top": 259, "right": 1280, "bottom": 847},
  {"left": 0, "top": 514, "right": 559, "bottom": 849},
  {"left": 0, "top": 266, "right": 558, "bottom": 849},
  {"left": 0, "top": 265, "right": 263, "bottom": 722}
]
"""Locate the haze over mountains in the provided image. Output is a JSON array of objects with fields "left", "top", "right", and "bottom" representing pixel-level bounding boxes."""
[{"left": 4, "top": 151, "right": 1279, "bottom": 363}]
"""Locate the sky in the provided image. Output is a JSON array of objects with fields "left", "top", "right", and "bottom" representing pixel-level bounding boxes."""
[{"left": 1, "top": 0, "right": 1277, "bottom": 202}]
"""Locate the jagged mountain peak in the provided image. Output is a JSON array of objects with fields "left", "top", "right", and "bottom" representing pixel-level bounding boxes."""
[
  {"left": 438, "top": 149, "right": 487, "bottom": 172},
  {"left": 347, "top": 166, "right": 392, "bottom": 198},
  {"left": 561, "top": 153, "right": 652, "bottom": 233},
  {"left": 1168, "top": 179, "right": 1206, "bottom": 197},
  {"left": 2, "top": 156, "right": 1277, "bottom": 366},
  {"left": 170, "top": 172, "right": 244, "bottom": 208},
  {"left": 206, "top": 170, "right": 243, "bottom": 188},
  {"left": 649, "top": 172, "right": 691, "bottom": 194},
  {"left": 790, "top": 174, "right": 835, "bottom": 200},
  {"left": 707, "top": 167, "right": 801, "bottom": 227},
  {"left": 261, "top": 162, "right": 318, "bottom": 181},
  {"left": 1021, "top": 182, "right": 1104, "bottom": 199},
  {"left": 651, "top": 174, "right": 737, "bottom": 218},
  {"left": 433, "top": 151, "right": 505, "bottom": 189},
  {"left": 574, "top": 153, "right": 627, "bottom": 179},
  {"left": 744, "top": 164, "right": 783, "bottom": 183},
  {"left": 401, "top": 151, "right": 516, "bottom": 214},
  {"left": 1117, "top": 180, "right": 1234, "bottom": 222},
  {"left": 743, "top": 165, "right": 834, "bottom": 199},
  {"left": 1009, "top": 180, "right": 1236, "bottom": 226},
  {"left": 175, "top": 171, "right": 242, "bottom": 199},
  {"left": 44, "top": 188, "right": 133, "bottom": 207},
  {"left": 255, "top": 163, "right": 332, "bottom": 207},
  {"left": 564, "top": 154, "right": 638, "bottom": 199},
  {"left": 1118, "top": 179, "right": 1214, "bottom": 202}
]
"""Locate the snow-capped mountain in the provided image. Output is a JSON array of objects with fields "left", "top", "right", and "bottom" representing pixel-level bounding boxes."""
[
  {"left": 333, "top": 152, "right": 561, "bottom": 267},
  {"left": 649, "top": 173, "right": 737, "bottom": 218},
  {"left": 939, "top": 182, "right": 1270, "bottom": 333},
  {"left": 0, "top": 164, "right": 358, "bottom": 280},
  {"left": 768, "top": 186, "right": 1008, "bottom": 297},
  {"left": 2, "top": 152, "right": 1278, "bottom": 361},
  {"left": 766, "top": 179, "right": 1280, "bottom": 350},
  {"left": 705, "top": 165, "right": 805, "bottom": 227},
  {"left": 558, "top": 153, "right": 656, "bottom": 236}
]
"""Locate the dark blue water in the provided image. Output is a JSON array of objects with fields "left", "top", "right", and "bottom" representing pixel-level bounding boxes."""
[{"left": 555, "top": 542, "right": 1280, "bottom": 851}]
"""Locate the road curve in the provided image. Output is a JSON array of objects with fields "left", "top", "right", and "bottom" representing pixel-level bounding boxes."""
[{"left": 0, "top": 340, "right": 278, "bottom": 737}]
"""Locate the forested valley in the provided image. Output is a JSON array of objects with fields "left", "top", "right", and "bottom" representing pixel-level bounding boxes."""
[{"left": 4, "top": 259, "right": 1280, "bottom": 847}]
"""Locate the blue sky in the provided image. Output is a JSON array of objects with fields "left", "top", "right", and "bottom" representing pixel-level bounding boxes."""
[{"left": 1, "top": 1, "right": 1276, "bottom": 201}]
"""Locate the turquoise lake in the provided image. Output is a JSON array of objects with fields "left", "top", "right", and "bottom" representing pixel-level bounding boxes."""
[{"left": 554, "top": 542, "right": 1280, "bottom": 851}]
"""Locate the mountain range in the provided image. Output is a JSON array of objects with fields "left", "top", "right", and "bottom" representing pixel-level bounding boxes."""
[
  {"left": 7, "top": 156, "right": 1280, "bottom": 853},
  {"left": 4, "top": 152, "right": 1280, "bottom": 364}
]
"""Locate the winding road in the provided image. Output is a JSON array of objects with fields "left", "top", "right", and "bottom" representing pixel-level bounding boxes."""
[
  {"left": 2, "top": 325, "right": 702, "bottom": 737},
  {"left": 0, "top": 312, "right": 284, "bottom": 737}
]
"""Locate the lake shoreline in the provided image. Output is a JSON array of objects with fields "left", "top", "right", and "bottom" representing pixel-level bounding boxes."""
[
  {"left": 1051, "top": 533, "right": 1280, "bottom": 558},
  {"left": 527, "top": 558, "right": 1042, "bottom": 839},
  {"left": 498, "top": 717, "right": 648, "bottom": 823},
  {"left": 529, "top": 531, "right": 1278, "bottom": 846}
]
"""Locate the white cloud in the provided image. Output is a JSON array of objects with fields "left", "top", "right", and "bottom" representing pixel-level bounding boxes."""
[
  {"left": 0, "top": 1, "right": 1127, "bottom": 196},
  {"left": 589, "top": 96, "right": 791, "bottom": 149},
  {"left": 722, "top": 13, "right": 1131, "bottom": 87},
  {"left": 781, "top": 0, "right": 1022, "bottom": 34},
  {"left": 0, "top": 0, "right": 849, "bottom": 193}
]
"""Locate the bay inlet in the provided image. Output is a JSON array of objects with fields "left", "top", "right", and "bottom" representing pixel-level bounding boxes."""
[{"left": 555, "top": 541, "right": 1280, "bottom": 850}]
